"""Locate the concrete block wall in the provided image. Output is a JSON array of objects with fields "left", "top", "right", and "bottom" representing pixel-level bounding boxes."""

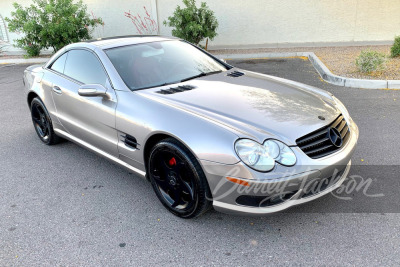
[{"left": 1, "top": 0, "right": 400, "bottom": 52}]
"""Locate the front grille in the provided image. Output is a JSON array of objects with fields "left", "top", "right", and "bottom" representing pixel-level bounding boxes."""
[{"left": 296, "top": 114, "right": 350, "bottom": 159}]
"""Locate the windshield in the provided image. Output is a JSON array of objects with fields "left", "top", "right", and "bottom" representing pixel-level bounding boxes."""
[{"left": 105, "top": 40, "right": 228, "bottom": 90}]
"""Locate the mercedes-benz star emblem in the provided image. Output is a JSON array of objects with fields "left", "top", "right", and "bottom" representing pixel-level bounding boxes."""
[
  {"left": 328, "top": 128, "right": 343, "bottom": 147},
  {"left": 168, "top": 175, "right": 177, "bottom": 186}
]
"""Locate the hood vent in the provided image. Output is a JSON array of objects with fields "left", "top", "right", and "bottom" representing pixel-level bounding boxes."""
[
  {"left": 227, "top": 71, "right": 245, "bottom": 77},
  {"left": 156, "top": 85, "right": 196, "bottom": 95}
]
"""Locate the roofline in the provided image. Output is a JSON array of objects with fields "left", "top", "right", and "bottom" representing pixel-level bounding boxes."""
[{"left": 85, "top": 35, "right": 179, "bottom": 43}]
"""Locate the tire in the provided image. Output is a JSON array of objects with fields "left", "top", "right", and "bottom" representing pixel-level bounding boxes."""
[
  {"left": 148, "top": 138, "right": 212, "bottom": 218},
  {"left": 30, "top": 97, "right": 61, "bottom": 145}
]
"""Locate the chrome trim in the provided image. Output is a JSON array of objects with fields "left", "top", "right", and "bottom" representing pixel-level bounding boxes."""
[
  {"left": 213, "top": 160, "right": 351, "bottom": 214},
  {"left": 54, "top": 129, "right": 146, "bottom": 177}
]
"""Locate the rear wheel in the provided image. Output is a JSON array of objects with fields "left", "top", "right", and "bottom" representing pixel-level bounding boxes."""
[
  {"left": 148, "top": 138, "right": 212, "bottom": 218},
  {"left": 30, "top": 97, "right": 61, "bottom": 145}
]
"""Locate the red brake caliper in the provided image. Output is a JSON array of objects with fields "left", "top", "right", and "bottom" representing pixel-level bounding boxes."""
[{"left": 168, "top": 157, "right": 177, "bottom": 167}]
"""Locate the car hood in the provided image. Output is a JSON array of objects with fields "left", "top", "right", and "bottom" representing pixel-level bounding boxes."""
[{"left": 137, "top": 69, "right": 340, "bottom": 145}]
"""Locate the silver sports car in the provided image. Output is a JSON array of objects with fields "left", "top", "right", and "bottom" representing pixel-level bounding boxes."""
[{"left": 23, "top": 36, "right": 358, "bottom": 218}]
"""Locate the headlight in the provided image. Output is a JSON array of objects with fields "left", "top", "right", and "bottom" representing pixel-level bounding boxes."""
[
  {"left": 332, "top": 95, "right": 350, "bottom": 121},
  {"left": 264, "top": 140, "right": 296, "bottom": 166},
  {"left": 235, "top": 139, "right": 296, "bottom": 172}
]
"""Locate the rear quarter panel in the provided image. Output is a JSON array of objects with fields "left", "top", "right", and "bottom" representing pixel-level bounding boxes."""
[{"left": 24, "top": 65, "right": 61, "bottom": 127}]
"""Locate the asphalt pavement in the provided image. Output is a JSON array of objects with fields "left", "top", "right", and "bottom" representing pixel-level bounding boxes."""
[{"left": 1, "top": 59, "right": 400, "bottom": 266}]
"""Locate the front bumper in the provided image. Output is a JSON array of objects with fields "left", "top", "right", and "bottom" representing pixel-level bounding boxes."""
[
  {"left": 201, "top": 120, "right": 358, "bottom": 215},
  {"left": 213, "top": 160, "right": 351, "bottom": 215}
]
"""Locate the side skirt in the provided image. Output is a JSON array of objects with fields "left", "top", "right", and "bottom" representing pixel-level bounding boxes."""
[{"left": 54, "top": 129, "right": 147, "bottom": 177}]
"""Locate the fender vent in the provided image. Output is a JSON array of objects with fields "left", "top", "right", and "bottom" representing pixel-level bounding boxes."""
[
  {"left": 227, "top": 71, "right": 245, "bottom": 77},
  {"left": 156, "top": 85, "right": 196, "bottom": 95},
  {"left": 122, "top": 134, "right": 140, "bottom": 150}
]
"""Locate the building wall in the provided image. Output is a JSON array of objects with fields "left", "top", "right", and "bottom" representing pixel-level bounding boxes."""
[
  {"left": 0, "top": 0, "right": 155, "bottom": 49},
  {"left": 158, "top": 0, "right": 400, "bottom": 48},
  {"left": 1, "top": 0, "right": 400, "bottom": 52}
]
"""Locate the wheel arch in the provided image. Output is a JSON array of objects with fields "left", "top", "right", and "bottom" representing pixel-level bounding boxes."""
[{"left": 27, "top": 91, "right": 40, "bottom": 107}]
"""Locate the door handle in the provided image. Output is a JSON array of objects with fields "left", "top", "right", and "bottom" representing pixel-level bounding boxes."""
[{"left": 52, "top": 86, "right": 62, "bottom": 95}]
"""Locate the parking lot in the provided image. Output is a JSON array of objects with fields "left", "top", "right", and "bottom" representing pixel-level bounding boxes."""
[{"left": 1, "top": 58, "right": 400, "bottom": 266}]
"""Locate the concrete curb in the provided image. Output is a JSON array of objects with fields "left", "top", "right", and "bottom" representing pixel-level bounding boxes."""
[
  {"left": 217, "top": 52, "right": 400, "bottom": 89},
  {"left": 0, "top": 57, "right": 49, "bottom": 65}
]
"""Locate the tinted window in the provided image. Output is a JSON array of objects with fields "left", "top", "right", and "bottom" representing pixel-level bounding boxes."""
[
  {"left": 64, "top": 49, "right": 107, "bottom": 86},
  {"left": 105, "top": 40, "right": 227, "bottom": 90},
  {"left": 51, "top": 52, "right": 68, "bottom": 73}
]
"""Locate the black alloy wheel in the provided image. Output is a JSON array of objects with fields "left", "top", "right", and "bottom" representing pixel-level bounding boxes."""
[
  {"left": 148, "top": 138, "right": 212, "bottom": 218},
  {"left": 30, "top": 98, "right": 61, "bottom": 145}
]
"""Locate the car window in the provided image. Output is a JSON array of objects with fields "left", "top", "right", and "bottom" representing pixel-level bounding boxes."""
[
  {"left": 105, "top": 40, "right": 228, "bottom": 90},
  {"left": 64, "top": 49, "right": 108, "bottom": 86},
  {"left": 51, "top": 52, "right": 68, "bottom": 74}
]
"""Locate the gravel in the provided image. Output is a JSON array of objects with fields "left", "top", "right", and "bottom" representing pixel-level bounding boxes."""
[{"left": 212, "top": 45, "right": 400, "bottom": 80}]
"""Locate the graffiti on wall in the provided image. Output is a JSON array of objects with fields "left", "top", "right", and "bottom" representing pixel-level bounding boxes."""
[{"left": 124, "top": 6, "right": 158, "bottom": 35}]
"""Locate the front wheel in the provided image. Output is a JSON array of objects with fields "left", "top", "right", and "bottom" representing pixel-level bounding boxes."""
[{"left": 148, "top": 138, "right": 212, "bottom": 218}]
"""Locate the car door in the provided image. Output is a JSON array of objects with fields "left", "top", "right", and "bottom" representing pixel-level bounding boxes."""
[{"left": 49, "top": 49, "right": 119, "bottom": 157}]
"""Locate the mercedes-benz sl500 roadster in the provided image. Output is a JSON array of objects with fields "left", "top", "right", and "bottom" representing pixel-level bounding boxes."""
[{"left": 23, "top": 36, "right": 358, "bottom": 218}]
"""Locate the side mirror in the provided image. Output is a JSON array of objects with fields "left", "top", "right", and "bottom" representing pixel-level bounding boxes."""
[{"left": 78, "top": 84, "right": 110, "bottom": 99}]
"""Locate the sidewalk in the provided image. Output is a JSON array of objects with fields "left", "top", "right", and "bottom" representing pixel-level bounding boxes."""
[{"left": 0, "top": 56, "right": 49, "bottom": 65}]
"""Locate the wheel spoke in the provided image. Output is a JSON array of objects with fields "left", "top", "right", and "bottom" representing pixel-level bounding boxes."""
[
  {"left": 38, "top": 107, "right": 45, "bottom": 117},
  {"left": 156, "top": 178, "right": 170, "bottom": 191},
  {"left": 171, "top": 189, "right": 183, "bottom": 208},
  {"left": 152, "top": 170, "right": 170, "bottom": 191},
  {"left": 181, "top": 181, "right": 194, "bottom": 200},
  {"left": 161, "top": 161, "right": 171, "bottom": 174},
  {"left": 33, "top": 118, "right": 43, "bottom": 127},
  {"left": 171, "top": 161, "right": 185, "bottom": 173},
  {"left": 42, "top": 119, "right": 49, "bottom": 132},
  {"left": 160, "top": 189, "right": 175, "bottom": 205}
]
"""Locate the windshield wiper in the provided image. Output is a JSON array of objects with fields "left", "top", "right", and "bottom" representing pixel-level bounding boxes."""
[
  {"left": 180, "top": 70, "right": 222, "bottom": 82},
  {"left": 133, "top": 70, "right": 223, "bottom": 90}
]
